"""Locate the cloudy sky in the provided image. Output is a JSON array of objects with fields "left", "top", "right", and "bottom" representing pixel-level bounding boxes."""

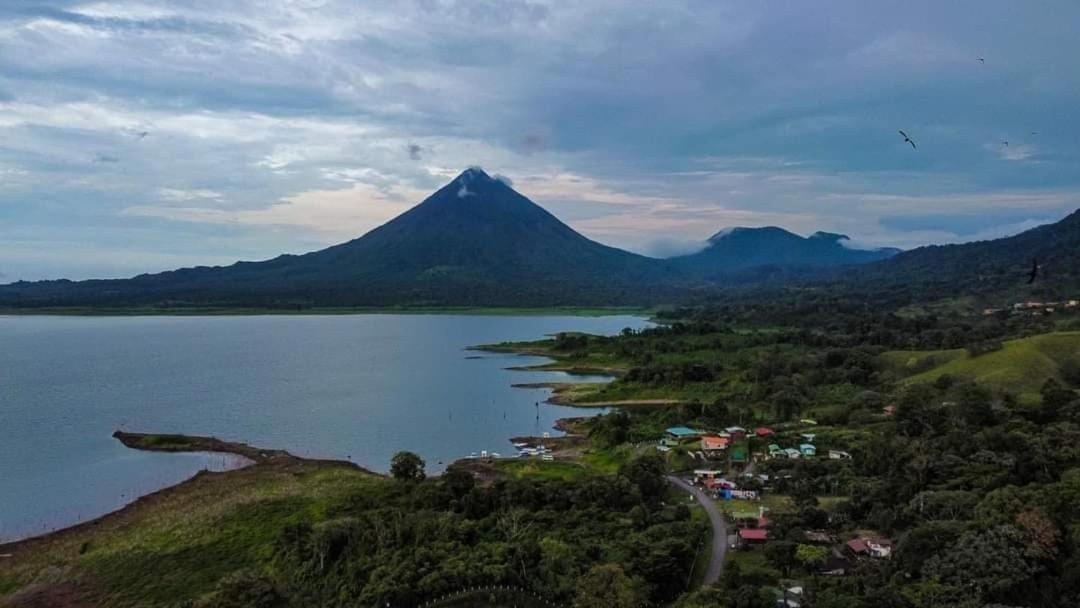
[{"left": 2, "top": 1, "right": 1079, "bottom": 280}]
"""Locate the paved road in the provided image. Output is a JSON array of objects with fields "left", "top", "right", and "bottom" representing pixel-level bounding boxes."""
[{"left": 667, "top": 475, "right": 728, "bottom": 586}]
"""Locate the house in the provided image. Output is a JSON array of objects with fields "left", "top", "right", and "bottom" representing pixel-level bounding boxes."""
[
  {"left": 767, "top": 444, "right": 784, "bottom": 458},
  {"left": 800, "top": 433, "right": 816, "bottom": 443},
  {"left": 784, "top": 448, "right": 802, "bottom": 459},
  {"left": 666, "top": 426, "right": 702, "bottom": 441},
  {"left": 729, "top": 445, "right": 748, "bottom": 463},
  {"left": 847, "top": 536, "right": 892, "bottom": 559},
  {"left": 737, "top": 528, "right": 769, "bottom": 546},
  {"left": 693, "top": 469, "right": 723, "bottom": 481},
  {"left": 701, "top": 435, "right": 730, "bottom": 457},
  {"left": 846, "top": 537, "right": 869, "bottom": 556},
  {"left": 799, "top": 444, "right": 817, "bottom": 457},
  {"left": 724, "top": 426, "right": 747, "bottom": 439},
  {"left": 755, "top": 427, "right": 775, "bottom": 437},
  {"left": 828, "top": 450, "right": 852, "bottom": 460},
  {"left": 799, "top": 419, "right": 817, "bottom": 426},
  {"left": 866, "top": 538, "right": 892, "bottom": 558},
  {"left": 1067, "top": 300, "right": 1079, "bottom": 308}
]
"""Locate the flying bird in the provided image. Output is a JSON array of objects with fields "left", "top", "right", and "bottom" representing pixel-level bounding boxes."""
[
  {"left": 1001, "top": 140, "right": 1009, "bottom": 147},
  {"left": 1027, "top": 258, "right": 1040, "bottom": 284},
  {"left": 135, "top": 131, "right": 149, "bottom": 140},
  {"left": 977, "top": 57, "right": 985, "bottom": 64},
  {"left": 898, "top": 130, "right": 917, "bottom": 150}
]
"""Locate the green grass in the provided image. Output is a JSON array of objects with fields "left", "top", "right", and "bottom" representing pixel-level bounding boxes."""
[
  {"left": 1, "top": 464, "right": 379, "bottom": 607},
  {"left": 491, "top": 459, "right": 593, "bottom": 481},
  {"left": 886, "top": 331, "right": 1080, "bottom": 401},
  {"left": 726, "top": 550, "right": 781, "bottom": 582}
]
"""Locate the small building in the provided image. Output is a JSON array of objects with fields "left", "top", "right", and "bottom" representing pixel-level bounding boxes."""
[
  {"left": 784, "top": 448, "right": 802, "bottom": 459},
  {"left": 828, "top": 450, "right": 852, "bottom": 460},
  {"left": 847, "top": 536, "right": 891, "bottom": 559},
  {"left": 701, "top": 435, "right": 730, "bottom": 457},
  {"left": 799, "top": 444, "right": 817, "bottom": 457},
  {"left": 767, "top": 444, "right": 784, "bottom": 458},
  {"left": 799, "top": 419, "right": 818, "bottom": 426},
  {"left": 800, "top": 433, "right": 816, "bottom": 443},
  {"left": 755, "top": 427, "right": 775, "bottom": 437},
  {"left": 803, "top": 531, "right": 834, "bottom": 544},
  {"left": 730, "top": 445, "right": 748, "bottom": 463},
  {"left": 666, "top": 426, "right": 702, "bottom": 441},
  {"left": 737, "top": 528, "right": 769, "bottom": 546},
  {"left": 693, "top": 469, "right": 723, "bottom": 481},
  {"left": 866, "top": 538, "right": 892, "bottom": 558},
  {"left": 725, "top": 426, "right": 747, "bottom": 440}
]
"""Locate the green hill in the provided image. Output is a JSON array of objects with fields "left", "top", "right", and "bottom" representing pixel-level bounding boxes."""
[{"left": 883, "top": 331, "right": 1080, "bottom": 401}]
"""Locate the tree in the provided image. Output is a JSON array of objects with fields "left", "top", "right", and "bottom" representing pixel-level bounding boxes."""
[
  {"left": 794, "top": 544, "right": 828, "bottom": 569},
  {"left": 923, "top": 525, "right": 1036, "bottom": 599},
  {"left": 573, "top": 564, "right": 643, "bottom": 608},
  {"left": 441, "top": 466, "right": 474, "bottom": 497},
  {"left": 390, "top": 451, "right": 426, "bottom": 482},
  {"left": 764, "top": 541, "right": 798, "bottom": 576}
]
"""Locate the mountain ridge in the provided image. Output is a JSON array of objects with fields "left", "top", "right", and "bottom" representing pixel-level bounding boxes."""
[{"left": 4, "top": 168, "right": 1072, "bottom": 308}]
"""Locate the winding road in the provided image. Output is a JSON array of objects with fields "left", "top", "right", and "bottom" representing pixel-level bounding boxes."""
[{"left": 667, "top": 475, "right": 728, "bottom": 586}]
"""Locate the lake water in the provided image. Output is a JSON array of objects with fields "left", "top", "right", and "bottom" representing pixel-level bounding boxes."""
[{"left": 0, "top": 314, "right": 647, "bottom": 542}]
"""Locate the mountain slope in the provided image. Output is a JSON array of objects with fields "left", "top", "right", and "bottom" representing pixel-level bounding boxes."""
[
  {"left": 0, "top": 169, "right": 680, "bottom": 307},
  {"left": 671, "top": 226, "right": 898, "bottom": 279},
  {"left": 852, "top": 209, "right": 1080, "bottom": 300}
]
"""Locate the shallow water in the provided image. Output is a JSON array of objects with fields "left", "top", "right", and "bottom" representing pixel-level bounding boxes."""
[{"left": 0, "top": 313, "right": 647, "bottom": 542}]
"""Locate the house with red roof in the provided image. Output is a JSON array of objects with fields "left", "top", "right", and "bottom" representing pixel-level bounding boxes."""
[{"left": 701, "top": 435, "right": 729, "bottom": 458}]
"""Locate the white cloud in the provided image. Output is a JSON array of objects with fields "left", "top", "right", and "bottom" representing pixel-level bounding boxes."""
[{"left": 125, "top": 181, "right": 428, "bottom": 239}]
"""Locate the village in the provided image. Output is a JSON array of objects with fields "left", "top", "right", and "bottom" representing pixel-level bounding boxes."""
[{"left": 659, "top": 423, "right": 892, "bottom": 592}]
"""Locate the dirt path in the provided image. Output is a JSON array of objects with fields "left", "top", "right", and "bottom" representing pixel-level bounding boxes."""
[{"left": 667, "top": 475, "right": 728, "bottom": 586}]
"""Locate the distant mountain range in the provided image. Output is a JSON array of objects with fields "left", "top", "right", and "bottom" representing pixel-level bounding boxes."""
[
  {"left": 676, "top": 226, "right": 899, "bottom": 279},
  {"left": 1, "top": 168, "right": 1074, "bottom": 308}
]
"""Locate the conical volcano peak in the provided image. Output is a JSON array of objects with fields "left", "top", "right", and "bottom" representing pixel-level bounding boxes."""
[{"left": 449, "top": 166, "right": 503, "bottom": 198}]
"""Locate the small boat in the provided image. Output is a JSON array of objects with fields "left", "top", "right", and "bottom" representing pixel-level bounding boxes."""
[{"left": 512, "top": 442, "right": 529, "bottom": 449}]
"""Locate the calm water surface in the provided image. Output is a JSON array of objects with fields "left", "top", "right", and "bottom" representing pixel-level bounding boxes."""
[{"left": 0, "top": 314, "right": 647, "bottom": 542}]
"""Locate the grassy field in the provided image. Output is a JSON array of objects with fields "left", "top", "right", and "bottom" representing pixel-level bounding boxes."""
[
  {"left": 883, "top": 331, "right": 1080, "bottom": 402},
  {"left": 0, "top": 460, "right": 377, "bottom": 607}
]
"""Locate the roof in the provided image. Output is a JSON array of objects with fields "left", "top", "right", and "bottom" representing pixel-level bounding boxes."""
[
  {"left": 800, "top": 444, "right": 817, "bottom": 451},
  {"left": 846, "top": 538, "right": 869, "bottom": 553},
  {"left": 666, "top": 426, "right": 700, "bottom": 437},
  {"left": 725, "top": 426, "right": 747, "bottom": 433},
  {"left": 738, "top": 529, "right": 768, "bottom": 540},
  {"left": 729, "top": 446, "right": 748, "bottom": 461},
  {"left": 755, "top": 427, "right": 775, "bottom": 436},
  {"left": 701, "top": 436, "right": 729, "bottom": 449}
]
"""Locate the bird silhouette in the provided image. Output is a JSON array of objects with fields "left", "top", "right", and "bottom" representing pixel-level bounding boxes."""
[
  {"left": 977, "top": 57, "right": 985, "bottom": 64},
  {"left": 1027, "top": 258, "right": 1039, "bottom": 284},
  {"left": 1001, "top": 140, "right": 1009, "bottom": 147},
  {"left": 898, "top": 130, "right": 917, "bottom": 150}
]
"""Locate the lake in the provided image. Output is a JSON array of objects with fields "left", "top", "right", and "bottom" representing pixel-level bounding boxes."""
[{"left": 0, "top": 313, "right": 648, "bottom": 542}]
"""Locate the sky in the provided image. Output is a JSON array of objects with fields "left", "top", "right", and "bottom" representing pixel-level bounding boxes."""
[{"left": 1, "top": 1, "right": 1079, "bottom": 280}]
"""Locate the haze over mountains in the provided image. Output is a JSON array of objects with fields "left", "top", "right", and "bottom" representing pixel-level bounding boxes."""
[{"left": 0, "top": 168, "right": 1075, "bottom": 308}]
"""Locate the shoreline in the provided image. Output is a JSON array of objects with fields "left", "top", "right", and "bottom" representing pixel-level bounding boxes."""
[
  {"left": 0, "top": 305, "right": 652, "bottom": 318},
  {"left": 0, "top": 433, "right": 377, "bottom": 551}
]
